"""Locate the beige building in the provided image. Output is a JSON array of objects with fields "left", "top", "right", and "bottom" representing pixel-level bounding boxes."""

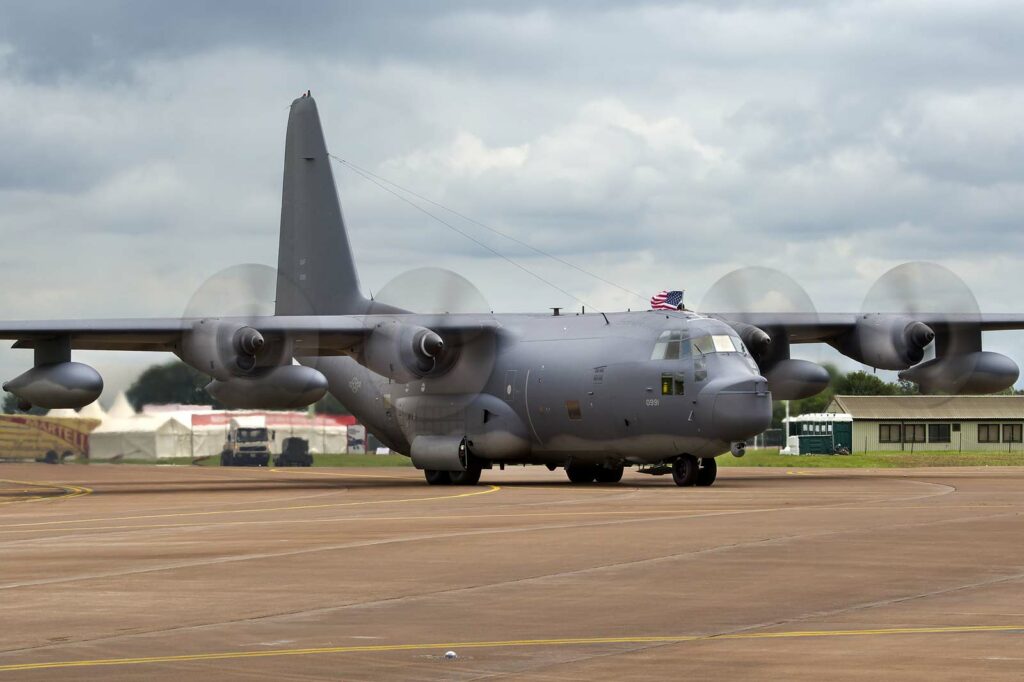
[{"left": 826, "top": 395, "right": 1024, "bottom": 453}]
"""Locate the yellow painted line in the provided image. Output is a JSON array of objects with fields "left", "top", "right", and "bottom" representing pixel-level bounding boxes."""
[
  {"left": 0, "top": 625, "right": 1020, "bottom": 672},
  {"left": 0, "top": 480, "right": 91, "bottom": 507},
  {"left": 0, "top": 484, "right": 499, "bottom": 529}
]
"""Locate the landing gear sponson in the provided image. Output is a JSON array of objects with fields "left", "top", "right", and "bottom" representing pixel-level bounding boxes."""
[{"left": 424, "top": 460, "right": 482, "bottom": 486}]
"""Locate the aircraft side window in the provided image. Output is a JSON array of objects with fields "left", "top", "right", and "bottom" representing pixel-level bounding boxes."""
[
  {"left": 660, "top": 373, "right": 686, "bottom": 395},
  {"left": 732, "top": 335, "right": 749, "bottom": 356}
]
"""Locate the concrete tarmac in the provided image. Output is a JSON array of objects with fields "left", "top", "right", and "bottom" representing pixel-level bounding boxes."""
[{"left": 0, "top": 462, "right": 1022, "bottom": 680}]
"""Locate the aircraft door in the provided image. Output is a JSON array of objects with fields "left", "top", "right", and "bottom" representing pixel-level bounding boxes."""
[{"left": 602, "top": 362, "right": 643, "bottom": 434}]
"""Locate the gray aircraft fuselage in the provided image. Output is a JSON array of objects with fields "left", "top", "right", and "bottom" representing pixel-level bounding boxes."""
[{"left": 308, "top": 310, "right": 770, "bottom": 467}]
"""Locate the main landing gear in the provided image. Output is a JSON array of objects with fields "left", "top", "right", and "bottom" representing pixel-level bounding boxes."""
[
  {"left": 565, "top": 463, "right": 624, "bottom": 484},
  {"left": 672, "top": 455, "right": 717, "bottom": 487}
]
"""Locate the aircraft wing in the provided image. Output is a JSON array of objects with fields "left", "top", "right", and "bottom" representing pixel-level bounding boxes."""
[
  {"left": 0, "top": 314, "right": 501, "bottom": 354},
  {"left": 707, "top": 312, "right": 1024, "bottom": 343}
]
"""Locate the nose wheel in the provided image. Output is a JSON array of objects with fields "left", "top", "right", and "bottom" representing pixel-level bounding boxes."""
[{"left": 672, "top": 455, "right": 717, "bottom": 487}]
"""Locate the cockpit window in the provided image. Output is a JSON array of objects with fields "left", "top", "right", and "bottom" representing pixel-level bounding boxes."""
[
  {"left": 651, "top": 330, "right": 690, "bottom": 360},
  {"left": 691, "top": 334, "right": 743, "bottom": 355},
  {"left": 653, "top": 331, "right": 745, "bottom": 360}
]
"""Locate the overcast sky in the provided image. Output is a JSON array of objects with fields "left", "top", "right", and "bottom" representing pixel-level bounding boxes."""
[{"left": 2, "top": 1, "right": 1023, "bottom": 400}]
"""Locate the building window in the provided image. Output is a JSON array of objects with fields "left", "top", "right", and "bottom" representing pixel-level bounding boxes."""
[
  {"left": 879, "top": 424, "right": 901, "bottom": 443},
  {"left": 1003, "top": 424, "right": 1022, "bottom": 443},
  {"left": 565, "top": 400, "right": 583, "bottom": 420},
  {"left": 928, "top": 424, "right": 951, "bottom": 443},
  {"left": 979, "top": 424, "right": 1001, "bottom": 443},
  {"left": 952, "top": 423, "right": 961, "bottom": 432},
  {"left": 904, "top": 424, "right": 926, "bottom": 443}
]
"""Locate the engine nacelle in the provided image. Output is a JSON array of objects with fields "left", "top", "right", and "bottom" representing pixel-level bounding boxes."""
[
  {"left": 899, "top": 351, "right": 1019, "bottom": 394},
  {"left": 729, "top": 322, "right": 772, "bottom": 360},
  {"left": 763, "top": 359, "right": 830, "bottom": 400},
  {"left": 834, "top": 314, "right": 935, "bottom": 370},
  {"left": 206, "top": 365, "right": 328, "bottom": 409},
  {"left": 360, "top": 321, "right": 445, "bottom": 383},
  {"left": 3, "top": 362, "right": 103, "bottom": 409},
  {"left": 178, "top": 319, "right": 266, "bottom": 380}
]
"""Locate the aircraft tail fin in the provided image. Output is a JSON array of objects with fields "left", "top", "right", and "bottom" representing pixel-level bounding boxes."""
[{"left": 275, "top": 93, "right": 369, "bottom": 316}]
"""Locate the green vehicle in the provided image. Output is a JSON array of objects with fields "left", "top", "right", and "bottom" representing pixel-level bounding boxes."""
[{"left": 274, "top": 437, "right": 312, "bottom": 467}]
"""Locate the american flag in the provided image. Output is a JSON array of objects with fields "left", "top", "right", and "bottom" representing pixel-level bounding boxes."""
[{"left": 650, "top": 290, "right": 684, "bottom": 310}]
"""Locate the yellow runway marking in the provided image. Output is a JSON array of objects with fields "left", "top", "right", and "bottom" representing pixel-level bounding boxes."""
[
  {"left": 0, "top": 484, "right": 499, "bottom": 529},
  {"left": 1, "top": 625, "right": 1020, "bottom": 672},
  {"left": 0, "top": 480, "right": 91, "bottom": 507}
]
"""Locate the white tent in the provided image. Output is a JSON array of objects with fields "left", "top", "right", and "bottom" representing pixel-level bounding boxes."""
[
  {"left": 45, "top": 408, "right": 79, "bottom": 418},
  {"left": 79, "top": 400, "right": 107, "bottom": 421},
  {"left": 90, "top": 416, "right": 192, "bottom": 461},
  {"left": 107, "top": 392, "right": 136, "bottom": 419}
]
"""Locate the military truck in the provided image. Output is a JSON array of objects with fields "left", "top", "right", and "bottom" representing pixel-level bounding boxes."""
[
  {"left": 220, "top": 415, "right": 272, "bottom": 466},
  {"left": 274, "top": 437, "right": 312, "bottom": 467}
]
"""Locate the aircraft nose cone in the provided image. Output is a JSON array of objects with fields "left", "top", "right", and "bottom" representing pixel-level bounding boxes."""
[{"left": 709, "top": 375, "right": 772, "bottom": 442}]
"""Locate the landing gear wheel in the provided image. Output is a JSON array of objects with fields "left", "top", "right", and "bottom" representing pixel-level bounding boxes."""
[
  {"left": 424, "top": 469, "right": 452, "bottom": 485},
  {"left": 449, "top": 462, "right": 482, "bottom": 486},
  {"left": 696, "top": 457, "right": 717, "bottom": 487},
  {"left": 594, "top": 465, "right": 624, "bottom": 483},
  {"left": 565, "top": 463, "right": 597, "bottom": 483},
  {"left": 672, "top": 455, "right": 699, "bottom": 487}
]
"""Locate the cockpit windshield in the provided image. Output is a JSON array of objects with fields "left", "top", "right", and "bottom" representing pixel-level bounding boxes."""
[
  {"left": 692, "top": 334, "right": 741, "bottom": 354},
  {"left": 652, "top": 331, "right": 746, "bottom": 360}
]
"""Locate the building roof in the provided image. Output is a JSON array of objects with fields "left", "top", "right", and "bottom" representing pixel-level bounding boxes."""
[
  {"left": 783, "top": 412, "right": 852, "bottom": 423},
  {"left": 828, "top": 395, "right": 1024, "bottom": 420}
]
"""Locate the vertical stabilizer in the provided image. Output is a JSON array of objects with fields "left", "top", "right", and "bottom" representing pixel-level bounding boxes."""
[{"left": 275, "top": 94, "right": 367, "bottom": 315}]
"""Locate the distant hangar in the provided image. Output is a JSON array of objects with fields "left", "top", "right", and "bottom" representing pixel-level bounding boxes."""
[{"left": 785, "top": 395, "right": 1024, "bottom": 454}]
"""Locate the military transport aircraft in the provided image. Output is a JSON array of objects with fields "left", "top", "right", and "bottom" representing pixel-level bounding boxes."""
[{"left": 2, "top": 94, "right": 1022, "bottom": 487}]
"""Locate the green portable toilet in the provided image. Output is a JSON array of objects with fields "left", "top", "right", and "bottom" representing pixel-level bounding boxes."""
[
  {"left": 833, "top": 421, "right": 853, "bottom": 452},
  {"left": 782, "top": 413, "right": 854, "bottom": 455},
  {"left": 797, "top": 434, "right": 834, "bottom": 454}
]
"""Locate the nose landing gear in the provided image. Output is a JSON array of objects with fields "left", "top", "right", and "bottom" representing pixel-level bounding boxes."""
[{"left": 672, "top": 455, "right": 718, "bottom": 487}]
